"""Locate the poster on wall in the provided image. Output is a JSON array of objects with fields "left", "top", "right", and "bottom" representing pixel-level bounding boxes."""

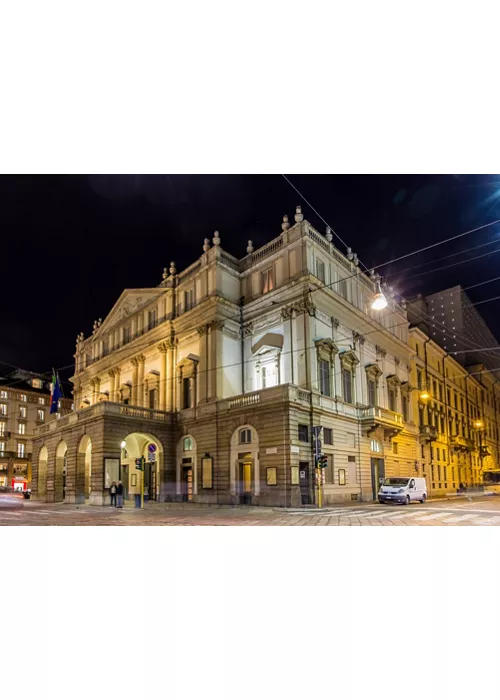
[
  {"left": 104, "top": 458, "right": 120, "bottom": 488},
  {"left": 266, "top": 467, "right": 277, "bottom": 486}
]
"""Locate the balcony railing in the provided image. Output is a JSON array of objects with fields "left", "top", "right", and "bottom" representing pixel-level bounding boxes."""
[
  {"left": 450, "top": 435, "right": 475, "bottom": 452},
  {"left": 359, "top": 406, "right": 403, "bottom": 427},
  {"left": 0, "top": 450, "right": 32, "bottom": 460},
  {"left": 419, "top": 425, "right": 438, "bottom": 441}
]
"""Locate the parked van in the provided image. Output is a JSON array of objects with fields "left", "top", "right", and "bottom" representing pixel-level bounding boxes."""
[{"left": 378, "top": 477, "right": 427, "bottom": 505}]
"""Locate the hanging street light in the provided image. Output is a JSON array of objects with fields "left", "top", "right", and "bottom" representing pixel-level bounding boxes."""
[{"left": 371, "top": 281, "right": 388, "bottom": 310}]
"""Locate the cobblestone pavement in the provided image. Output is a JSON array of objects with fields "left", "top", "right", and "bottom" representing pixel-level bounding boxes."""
[{"left": 1, "top": 495, "right": 500, "bottom": 525}]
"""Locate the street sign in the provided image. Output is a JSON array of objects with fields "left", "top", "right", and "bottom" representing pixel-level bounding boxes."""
[
  {"left": 313, "top": 438, "right": 322, "bottom": 455},
  {"left": 312, "top": 426, "right": 322, "bottom": 438}
]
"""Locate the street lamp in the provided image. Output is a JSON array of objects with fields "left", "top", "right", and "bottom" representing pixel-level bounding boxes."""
[
  {"left": 419, "top": 389, "right": 430, "bottom": 402},
  {"left": 371, "top": 282, "right": 388, "bottom": 310},
  {"left": 120, "top": 440, "right": 126, "bottom": 449}
]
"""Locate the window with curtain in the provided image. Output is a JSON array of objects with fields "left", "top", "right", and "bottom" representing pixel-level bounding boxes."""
[
  {"left": 342, "top": 369, "right": 353, "bottom": 404},
  {"left": 367, "top": 379, "right": 377, "bottom": 407},
  {"left": 261, "top": 268, "right": 275, "bottom": 294},
  {"left": 319, "top": 359, "right": 330, "bottom": 396}
]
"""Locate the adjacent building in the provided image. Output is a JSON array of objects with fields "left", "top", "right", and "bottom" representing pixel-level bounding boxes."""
[{"left": 0, "top": 368, "right": 72, "bottom": 491}]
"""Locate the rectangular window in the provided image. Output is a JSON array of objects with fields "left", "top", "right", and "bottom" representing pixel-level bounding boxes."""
[
  {"left": 418, "top": 405, "right": 424, "bottom": 426},
  {"left": 421, "top": 444, "right": 425, "bottom": 459},
  {"left": 298, "top": 424, "right": 309, "bottom": 443},
  {"left": 367, "top": 379, "right": 377, "bottom": 407},
  {"left": 342, "top": 369, "right": 353, "bottom": 404},
  {"left": 339, "top": 278, "right": 347, "bottom": 299},
  {"left": 17, "top": 442, "right": 26, "bottom": 458},
  {"left": 323, "top": 428, "right": 333, "bottom": 445},
  {"left": 261, "top": 268, "right": 275, "bottom": 294},
  {"left": 319, "top": 359, "right": 330, "bottom": 396},
  {"left": 0, "top": 391, "right": 7, "bottom": 399},
  {"left": 402, "top": 394, "right": 409, "bottom": 422},
  {"left": 184, "top": 289, "right": 195, "bottom": 312},
  {"left": 436, "top": 447, "right": 440, "bottom": 461},
  {"left": 19, "top": 406, "right": 27, "bottom": 418},
  {"left": 18, "top": 422, "right": 26, "bottom": 435},
  {"left": 37, "top": 409, "right": 45, "bottom": 422},
  {"left": 0, "top": 404, "right": 7, "bottom": 416},
  {"left": 0, "top": 422, "right": 5, "bottom": 436},
  {"left": 316, "top": 259, "right": 325, "bottom": 283},
  {"left": 417, "top": 369, "right": 423, "bottom": 390},
  {"left": 20, "top": 394, "right": 27, "bottom": 402},
  {"left": 182, "top": 377, "right": 191, "bottom": 409},
  {"left": 348, "top": 455, "right": 357, "bottom": 483},
  {"left": 338, "top": 469, "right": 346, "bottom": 486},
  {"left": 123, "top": 327, "right": 131, "bottom": 344},
  {"left": 430, "top": 445, "right": 434, "bottom": 459},
  {"left": 183, "top": 436, "right": 193, "bottom": 451},
  {"left": 392, "top": 442, "right": 398, "bottom": 454},
  {"left": 388, "top": 389, "right": 396, "bottom": 412},
  {"left": 148, "top": 389, "right": 156, "bottom": 409}
]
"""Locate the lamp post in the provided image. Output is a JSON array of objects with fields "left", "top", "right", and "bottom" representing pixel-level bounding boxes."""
[{"left": 474, "top": 420, "right": 484, "bottom": 488}]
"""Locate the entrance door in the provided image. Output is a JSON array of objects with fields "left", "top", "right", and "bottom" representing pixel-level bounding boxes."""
[
  {"left": 238, "top": 459, "right": 252, "bottom": 505},
  {"left": 299, "top": 461, "right": 311, "bottom": 505},
  {"left": 181, "top": 466, "right": 193, "bottom": 502},
  {"left": 120, "top": 464, "right": 129, "bottom": 500},
  {"left": 371, "top": 458, "right": 385, "bottom": 500}
]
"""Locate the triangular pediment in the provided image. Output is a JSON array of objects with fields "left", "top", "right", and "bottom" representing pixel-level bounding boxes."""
[{"left": 96, "top": 289, "right": 164, "bottom": 337}]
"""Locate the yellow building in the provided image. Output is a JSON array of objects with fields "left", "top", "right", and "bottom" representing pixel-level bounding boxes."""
[{"left": 409, "top": 328, "right": 500, "bottom": 497}]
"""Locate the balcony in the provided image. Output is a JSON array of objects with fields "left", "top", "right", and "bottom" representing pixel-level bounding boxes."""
[
  {"left": 419, "top": 425, "right": 438, "bottom": 442},
  {"left": 450, "top": 435, "right": 475, "bottom": 452},
  {"left": 480, "top": 446, "right": 492, "bottom": 458},
  {"left": 33, "top": 401, "right": 173, "bottom": 436},
  {"left": 0, "top": 450, "right": 32, "bottom": 460},
  {"left": 359, "top": 406, "right": 403, "bottom": 438}
]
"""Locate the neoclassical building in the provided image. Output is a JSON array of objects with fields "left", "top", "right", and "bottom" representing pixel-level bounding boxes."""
[{"left": 32, "top": 206, "right": 437, "bottom": 506}]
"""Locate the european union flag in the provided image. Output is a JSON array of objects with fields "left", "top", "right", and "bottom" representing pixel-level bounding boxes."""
[{"left": 50, "top": 371, "right": 62, "bottom": 414}]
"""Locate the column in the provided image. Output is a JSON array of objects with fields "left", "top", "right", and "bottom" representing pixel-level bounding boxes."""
[
  {"left": 158, "top": 344, "right": 168, "bottom": 410},
  {"left": 210, "top": 321, "right": 225, "bottom": 399},
  {"left": 166, "top": 340, "right": 175, "bottom": 411},
  {"left": 131, "top": 358, "right": 139, "bottom": 405},
  {"left": 196, "top": 325, "right": 209, "bottom": 403},
  {"left": 108, "top": 370, "right": 115, "bottom": 403},
  {"left": 138, "top": 355, "right": 146, "bottom": 406},
  {"left": 114, "top": 368, "right": 121, "bottom": 402}
]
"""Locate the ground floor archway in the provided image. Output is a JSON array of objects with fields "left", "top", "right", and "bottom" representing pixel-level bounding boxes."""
[
  {"left": 120, "top": 432, "right": 163, "bottom": 503},
  {"left": 37, "top": 446, "right": 48, "bottom": 499},
  {"left": 55, "top": 440, "right": 67, "bottom": 502}
]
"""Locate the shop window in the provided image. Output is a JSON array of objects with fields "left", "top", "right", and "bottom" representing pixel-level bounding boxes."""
[
  {"left": 239, "top": 428, "right": 252, "bottom": 444},
  {"left": 298, "top": 424, "right": 309, "bottom": 443}
]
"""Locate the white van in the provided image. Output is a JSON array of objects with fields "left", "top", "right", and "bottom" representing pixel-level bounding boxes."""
[{"left": 378, "top": 477, "right": 427, "bottom": 505}]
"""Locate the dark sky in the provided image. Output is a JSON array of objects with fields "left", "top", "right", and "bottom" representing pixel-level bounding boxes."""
[{"left": 3, "top": 174, "right": 500, "bottom": 383}]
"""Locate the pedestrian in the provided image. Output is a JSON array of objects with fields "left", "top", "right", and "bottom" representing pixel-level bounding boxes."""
[
  {"left": 110, "top": 481, "right": 117, "bottom": 507},
  {"left": 116, "top": 480, "right": 124, "bottom": 508}
]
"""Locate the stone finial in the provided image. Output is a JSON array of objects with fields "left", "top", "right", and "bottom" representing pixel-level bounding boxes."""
[
  {"left": 347, "top": 247, "right": 354, "bottom": 261},
  {"left": 162, "top": 267, "right": 168, "bottom": 280},
  {"left": 353, "top": 253, "right": 359, "bottom": 267},
  {"left": 247, "top": 240, "right": 254, "bottom": 254},
  {"left": 325, "top": 226, "right": 333, "bottom": 242},
  {"left": 370, "top": 269, "right": 376, "bottom": 279},
  {"left": 203, "top": 238, "right": 210, "bottom": 253},
  {"left": 401, "top": 297, "right": 407, "bottom": 309},
  {"left": 213, "top": 230, "right": 221, "bottom": 246},
  {"left": 294, "top": 205, "right": 304, "bottom": 223},
  {"left": 169, "top": 261, "right": 176, "bottom": 275},
  {"left": 282, "top": 214, "right": 290, "bottom": 231}
]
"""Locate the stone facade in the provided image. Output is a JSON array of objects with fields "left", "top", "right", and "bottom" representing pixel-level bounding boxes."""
[{"left": 30, "top": 207, "right": 500, "bottom": 507}]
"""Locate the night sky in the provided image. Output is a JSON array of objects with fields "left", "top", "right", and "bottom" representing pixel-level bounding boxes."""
[{"left": 3, "top": 175, "right": 500, "bottom": 384}]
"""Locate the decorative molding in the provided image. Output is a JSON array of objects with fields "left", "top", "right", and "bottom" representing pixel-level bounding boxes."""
[
  {"left": 375, "top": 345, "right": 387, "bottom": 358},
  {"left": 157, "top": 341, "right": 170, "bottom": 353},
  {"left": 400, "top": 381, "right": 413, "bottom": 395},
  {"left": 281, "top": 305, "right": 294, "bottom": 321},
  {"left": 331, "top": 317, "right": 340, "bottom": 329},
  {"left": 365, "top": 363, "right": 383, "bottom": 380},
  {"left": 386, "top": 374, "right": 402, "bottom": 389},
  {"left": 315, "top": 338, "right": 338, "bottom": 357},
  {"left": 241, "top": 322, "right": 254, "bottom": 338},
  {"left": 339, "top": 350, "right": 359, "bottom": 369},
  {"left": 196, "top": 325, "right": 210, "bottom": 337}
]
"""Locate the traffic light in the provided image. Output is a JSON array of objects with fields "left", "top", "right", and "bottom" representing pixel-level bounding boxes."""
[
  {"left": 318, "top": 454, "right": 328, "bottom": 469},
  {"left": 135, "top": 457, "right": 144, "bottom": 470}
]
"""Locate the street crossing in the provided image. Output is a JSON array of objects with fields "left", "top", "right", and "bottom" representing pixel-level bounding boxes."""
[{"left": 293, "top": 505, "right": 500, "bottom": 525}]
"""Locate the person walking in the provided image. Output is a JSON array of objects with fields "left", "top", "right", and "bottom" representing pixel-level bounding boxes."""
[
  {"left": 110, "top": 481, "right": 117, "bottom": 507},
  {"left": 116, "top": 480, "right": 124, "bottom": 509}
]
